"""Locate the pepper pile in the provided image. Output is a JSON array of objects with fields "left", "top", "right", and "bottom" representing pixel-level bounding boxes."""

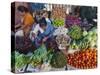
[{"left": 67, "top": 48, "right": 97, "bottom": 69}]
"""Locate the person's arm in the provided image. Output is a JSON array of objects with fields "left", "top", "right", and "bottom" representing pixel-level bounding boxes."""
[
  {"left": 15, "top": 23, "right": 23, "bottom": 32},
  {"left": 32, "top": 24, "right": 41, "bottom": 34},
  {"left": 42, "top": 25, "right": 54, "bottom": 42},
  {"left": 15, "top": 24, "right": 21, "bottom": 29},
  {"left": 46, "top": 25, "right": 54, "bottom": 39}
]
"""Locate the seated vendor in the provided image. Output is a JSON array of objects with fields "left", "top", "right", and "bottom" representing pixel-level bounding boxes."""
[
  {"left": 17, "top": 6, "right": 34, "bottom": 38},
  {"left": 31, "top": 17, "right": 55, "bottom": 47}
]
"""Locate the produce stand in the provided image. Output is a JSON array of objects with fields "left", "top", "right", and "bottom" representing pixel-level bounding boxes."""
[{"left": 11, "top": 2, "right": 97, "bottom": 73}]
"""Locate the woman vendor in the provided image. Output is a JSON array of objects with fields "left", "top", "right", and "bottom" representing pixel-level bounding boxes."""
[{"left": 17, "top": 6, "right": 34, "bottom": 39}]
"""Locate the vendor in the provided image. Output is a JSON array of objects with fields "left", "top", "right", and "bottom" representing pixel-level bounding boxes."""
[
  {"left": 31, "top": 17, "right": 55, "bottom": 47},
  {"left": 39, "top": 17, "right": 55, "bottom": 42},
  {"left": 17, "top": 6, "right": 34, "bottom": 38},
  {"left": 41, "top": 11, "right": 52, "bottom": 26}
]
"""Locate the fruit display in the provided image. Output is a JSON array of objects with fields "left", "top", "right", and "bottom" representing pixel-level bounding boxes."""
[
  {"left": 50, "top": 52, "right": 67, "bottom": 68},
  {"left": 68, "top": 25, "right": 82, "bottom": 40},
  {"left": 53, "top": 19, "right": 65, "bottom": 27},
  {"left": 67, "top": 48, "right": 97, "bottom": 69}
]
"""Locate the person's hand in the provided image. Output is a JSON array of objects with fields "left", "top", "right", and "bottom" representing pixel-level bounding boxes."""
[
  {"left": 15, "top": 24, "right": 21, "bottom": 29},
  {"left": 42, "top": 37, "right": 48, "bottom": 42},
  {"left": 32, "top": 32, "right": 35, "bottom": 37},
  {"left": 31, "top": 32, "right": 36, "bottom": 40}
]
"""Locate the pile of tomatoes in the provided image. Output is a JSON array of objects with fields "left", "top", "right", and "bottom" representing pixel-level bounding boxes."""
[{"left": 67, "top": 48, "right": 97, "bottom": 69}]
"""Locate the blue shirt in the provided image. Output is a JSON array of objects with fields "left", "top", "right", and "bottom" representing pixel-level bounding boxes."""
[{"left": 39, "top": 23, "right": 55, "bottom": 39}]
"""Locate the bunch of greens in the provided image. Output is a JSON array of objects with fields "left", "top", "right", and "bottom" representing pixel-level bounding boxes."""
[
  {"left": 53, "top": 19, "right": 64, "bottom": 27},
  {"left": 12, "top": 44, "right": 53, "bottom": 70},
  {"left": 68, "top": 25, "right": 82, "bottom": 40},
  {"left": 30, "top": 44, "right": 48, "bottom": 67},
  {"left": 69, "top": 27, "right": 97, "bottom": 50},
  {"left": 69, "top": 40, "right": 79, "bottom": 50},
  {"left": 79, "top": 27, "right": 97, "bottom": 49},
  {"left": 50, "top": 52, "right": 67, "bottom": 68},
  {"left": 13, "top": 51, "right": 30, "bottom": 69}
]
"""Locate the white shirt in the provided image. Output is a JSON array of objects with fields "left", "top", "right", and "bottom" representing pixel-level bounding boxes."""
[
  {"left": 29, "top": 24, "right": 44, "bottom": 41},
  {"left": 33, "top": 24, "right": 44, "bottom": 34}
]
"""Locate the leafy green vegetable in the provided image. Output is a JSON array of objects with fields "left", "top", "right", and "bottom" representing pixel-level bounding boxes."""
[
  {"left": 11, "top": 51, "right": 31, "bottom": 69},
  {"left": 83, "top": 30, "right": 88, "bottom": 36},
  {"left": 50, "top": 52, "right": 67, "bottom": 68},
  {"left": 69, "top": 40, "right": 79, "bottom": 49},
  {"left": 30, "top": 44, "right": 48, "bottom": 67},
  {"left": 15, "top": 53, "right": 30, "bottom": 69},
  {"left": 79, "top": 28, "right": 97, "bottom": 49},
  {"left": 79, "top": 39, "right": 90, "bottom": 49},
  {"left": 53, "top": 19, "right": 64, "bottom": 27},
  {"left": 68, "top": 25, "right": 82, "bottom": 40}
]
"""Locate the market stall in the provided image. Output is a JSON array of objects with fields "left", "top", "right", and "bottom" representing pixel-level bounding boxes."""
[{"left": 11, "top": 2, "right": 97, "bottom": 73}]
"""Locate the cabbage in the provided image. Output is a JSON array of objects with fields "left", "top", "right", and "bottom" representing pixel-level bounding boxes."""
[
  {"left": 83, "top": 30, "right": 88, "bottom": 36},
  {"left": 88, "top": 31, "right": 94, "bottom": 36}
]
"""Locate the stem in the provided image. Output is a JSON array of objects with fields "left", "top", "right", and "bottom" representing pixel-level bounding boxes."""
[{"left": 24, "top": 64, "right": 29, "bottom": 72}]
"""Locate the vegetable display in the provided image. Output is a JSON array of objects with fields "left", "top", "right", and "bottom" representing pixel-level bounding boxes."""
[
  {"left": 50, "top": 52, "right": 67, "bottom": 68},
  {"left": 30, "top": 44, "right": 48, "bottom": 67},
  {"left": 79, "top": 27, "right": 97, "bottom": 49},
  {"left": 56, "top": 34, "right": 71, "bottom": 49},
  {"left": 65, "top": 15, "right": 81, "bottom": 28},
  {"left": 13, "top": 8, "right": 97, "bottom": 72},
  {"left": 67, "top": 48, "right": 97, "bottom": 69},
  {"left": 53, "top": 27, "right": 71, "bottom": 49},
  {"left": 80, "top": 19, "right": 91, "bottom": 30},
  {"left": 68, "top": 25, "right": 82, "bottom": 40},
  {"left": 53, "top": 27, "right": 68, "bottom": 36},
  {"left": 69, "top": 27, "right": 97, "bottom": 50},
  {"left": 13, "top": 24, "right": 97, "bottom": 72},
  {"left": 14, "top": 52, "right": 30, "bottom": 69},
  {"left": 79, "top": 39, "right": 90, "bottom": 49},
  {"left": 53, "top": 19, "right": 64, "bottom": 27},
  {"left": 69, "top": 40, "right": 79, "bottom": 50}
]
